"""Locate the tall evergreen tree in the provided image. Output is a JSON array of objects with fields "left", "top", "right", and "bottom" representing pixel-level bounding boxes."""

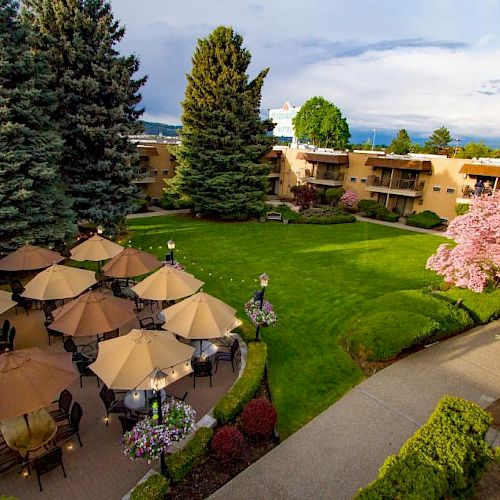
[
  {"left": 175, "top": 26, "right": 273, "bottom": 219},
  {"left": 0, "top": 0, "right": 75, "bottom": 254},
  {"left": 424, "top": 126, "right": 452, "bottom": 154},
  {"left": 22, "top": 0, "right": 146, "bottom": 232},
  {"left": 388, "top": 129, "right": 412, "bottom": 154}
]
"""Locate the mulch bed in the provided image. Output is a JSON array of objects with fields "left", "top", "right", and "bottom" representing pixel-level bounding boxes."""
[{"left": 167, "top": 377, "right": 277, "bottom": 499}]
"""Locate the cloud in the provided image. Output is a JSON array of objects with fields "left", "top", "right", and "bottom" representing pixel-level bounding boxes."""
[{"left": 477, "top": 79, "right": 500, "bottom": 96}]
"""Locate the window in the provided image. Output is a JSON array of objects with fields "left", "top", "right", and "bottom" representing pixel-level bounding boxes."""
[
  {"left": 152, "top": 170, "right": 158, "bottom": 176},
  {"left": 432, "top": 186, "right": 441, "bottom": 192},
  {"left": 360, "top": 178, "right": 367, "bottom": 183},
  {"left": 350, "top": 177, "right": 357, "bottom": 182},
  {"left": 446, "top": 187, "right": 456, "bottom": 194},
  {"left": 162, "top": 169, "right": 169, "bottom": 176}
]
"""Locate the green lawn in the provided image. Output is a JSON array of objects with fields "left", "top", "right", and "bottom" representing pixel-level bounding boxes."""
[{"left": 126, "top": 215, "right": 445, "bottom": 438}]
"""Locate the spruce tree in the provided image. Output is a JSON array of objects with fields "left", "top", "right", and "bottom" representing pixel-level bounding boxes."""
[
  {"left": 22, "top": 0, "right": 146, "bottom": 233},
  {"left": 175, "top": 26, "right": 273, "bottom": 219},
  {"left": 424, "top": 126, "right": 452, "bottom": 154},
  {"left": 388, "top": 129, "right": 412, "bottom": 155},
  {"left": 0, "top": 0, "right": 75, "bottom": 254}
]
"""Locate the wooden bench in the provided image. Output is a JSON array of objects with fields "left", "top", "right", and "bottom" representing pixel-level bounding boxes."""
[{"left": 266, "top": 211, "right": 283, "bottom": 222}]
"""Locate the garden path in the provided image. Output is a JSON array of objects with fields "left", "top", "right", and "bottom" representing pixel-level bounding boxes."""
[{"left": 210, "top": 320, "right": 500, "bottom": 500}]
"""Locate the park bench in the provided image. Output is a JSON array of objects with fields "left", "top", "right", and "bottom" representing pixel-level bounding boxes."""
[{"left": 266, "top": 211, "right": 283, "bottom": 222}]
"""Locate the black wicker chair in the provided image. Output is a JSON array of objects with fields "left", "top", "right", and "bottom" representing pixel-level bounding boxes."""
[
  {"left": 49, "top": 389, "right": 73, "bottom": 423},
  {"left": 56, "top": 402, "right": 83, "bottom": 447},
  {"left": 214, "top": 338, "right": 240, "bottom": 373},
  {"left": 119, "top": 415, "right": 139, "bottom": 435},
  {"left": 33, "top": 447, "right": 66, "bottom": 492},
  {"left": 99, "top": 386, "right": 128, "bottom": 426},
  {"left": 192, "top": 359, "right": 212, "bottom": 388}
]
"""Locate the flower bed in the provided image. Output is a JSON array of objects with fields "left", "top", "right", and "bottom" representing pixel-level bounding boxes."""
[{"left": 244, "top": 299, "right": 277, "bottom": 327}]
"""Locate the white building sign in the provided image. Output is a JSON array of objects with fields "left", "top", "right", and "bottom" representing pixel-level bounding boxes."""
[{"left": 269, "top": 102, "right": 300, "bottom": 139}]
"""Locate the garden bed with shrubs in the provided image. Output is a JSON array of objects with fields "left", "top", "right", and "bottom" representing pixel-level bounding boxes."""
[{"left": 357, "top": 199, "right": 400, "bottom": 222}]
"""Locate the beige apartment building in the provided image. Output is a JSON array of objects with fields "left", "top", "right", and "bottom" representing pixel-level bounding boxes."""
[{"left": 267, "top": 145, "right": 500, "bottom": 221}]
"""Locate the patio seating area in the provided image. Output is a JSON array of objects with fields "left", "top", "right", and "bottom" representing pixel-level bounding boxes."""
[{"left": 0, "top": 242, "right": 240, "bottom": 498}]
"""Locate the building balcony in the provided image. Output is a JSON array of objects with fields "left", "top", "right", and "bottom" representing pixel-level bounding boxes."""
[
  {"left": 365, "top": 175, "right": 425, "bottom": 197},
  {"left": 300, "top": 170, "right": 345, "bottom": 186},
  {"left": 132, "top": 172, "right": 156, "bottom": 184},
  {"left": 268, "top": 165, "right": 281, "bottom": 177}
]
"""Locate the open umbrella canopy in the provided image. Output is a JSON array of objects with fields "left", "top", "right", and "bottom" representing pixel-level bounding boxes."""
[
  {"left": 70, "top": 235, "right": 123, "bottom": 263},
  {"left": 102, "top": 247, "right": 160, "bottom": 278},
  {"left": 0, "top": 348, "right": 77, "bottom": 421},
  {"left": 50, "top": 291, "right": 136, "bottom": 337},
  {"left": 131, "top": 266, "right": 204, "bottom": 301},
  {"left": 0, "top": 244, "right": 64, "bottom": 272},
  {"left": 89, "top": 329, "right": 195, "bottom": 390},
  {"left": 161, "top": 291, "right": 242, "bottom": 340},
  {"left": 21, "top": 264, "right": 96, "bottom": 301},
  {"left": 0, "top": 291, "right": 16, "bottom": 315}
]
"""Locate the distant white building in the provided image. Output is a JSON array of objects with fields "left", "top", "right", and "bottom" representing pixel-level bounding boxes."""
[{"left": 269, "top": 102, "right": 301, "bottom": 140}]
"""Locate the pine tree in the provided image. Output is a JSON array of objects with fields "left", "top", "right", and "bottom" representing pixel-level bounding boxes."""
[
  {"left": 175, "top": 26, "right": 273, "bottom": 219},
  {"left": 22, "top": 0, "right": 146, "bottom": 233},
  {"left": 0, "top": 0, "right": 75, "bottom": 254},
  {"left": 424, "top": 126, "right": 452, "bottom": 154},
  {"left": 388, "top": 129, "right": 412, "bottom": 154}
]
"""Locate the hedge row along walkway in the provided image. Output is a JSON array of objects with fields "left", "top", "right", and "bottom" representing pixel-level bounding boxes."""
[
  {"left": 355, "top": 215, "right": 444, "bottom": 235},
  {"left": 210, "top": 320, "right": 500, "bottom": 500}
]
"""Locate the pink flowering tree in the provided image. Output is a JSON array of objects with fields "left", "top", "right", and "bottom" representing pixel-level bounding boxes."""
[
  {"left": 426, "top": 192, "right": 500, "bottom": 292},
  {"left": 340, "top": 190, "right": 359, "bottom": 210}
]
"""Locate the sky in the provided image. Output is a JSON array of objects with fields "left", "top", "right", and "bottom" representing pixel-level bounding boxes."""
[{"left": 111, "top": 0, "right": 500, "bottom": 142}]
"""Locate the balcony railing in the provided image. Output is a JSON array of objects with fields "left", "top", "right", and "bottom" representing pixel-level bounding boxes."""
[
  {"left": 132, "top": 171, "right": 156, "bottom": 184},
  {"left": 269, "top": 164, "right": 281, "bottom": 174},
  {"left": 366, "top": 175, "right": 425, "bottom": 191},
  {"left": 300, "top": 170, "right": 345, "bottom": 182}
]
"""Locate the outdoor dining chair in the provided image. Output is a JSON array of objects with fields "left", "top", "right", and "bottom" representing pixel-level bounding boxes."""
[
  {"left": 0, "top": 435, "right": 21, "bottom": 474},
  {"left": 45, "top": 321, "right": 63, "bottom": 346},
  {"left": 214, "top": 338, "right": 240, "bottom": 373},
  {"left": 99, "top": 386, "right": 128, "bottom": 426},
  {"left": 56, "top": 402, "right": 83, "bottom": 447},
  {"left": 1, "top": 319, "right": 10, "bottom": 339},
  {"left": 119, "top": 415, "right": 139, "bottom": 435},
  {"left": 0, "top": 327, "right": 16, "bottom": 352},
  {"left": 192, "top": 359, "right": 212, "bottom": 388},
  {"left": 49, "top": 389, "right": 73, "bottom": 423},
  {"left": 33, "top": 446, "right": 67, "bottom": 492}
]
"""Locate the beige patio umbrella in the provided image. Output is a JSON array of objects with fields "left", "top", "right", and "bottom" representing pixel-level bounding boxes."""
[
  {"left": 21, "top": 264, "right": 96, "bottom": 301},
  {"left": 89, "top": 329, "right": 195, "bottom": 390},
  {"left": 0, "top": 244, "right": 64, "bottom": 272},
  {"left": 70, "top": 235, "right": 124, "bottom": 270},
  {"left": 161, "top": 291, "right": 242, "bottom": 340},
  {"left": 131, "top": 266, "right": 204, "bottom": 301},
  {"left": 0, "top": 291, "right": 16, "bottom": 315},
  {"left": 0, "top": 348, "right": 77, "bottom": 421},
  {"left": 102, "top": 247, "right": 160, "bottom": 279},
  {"left": 49, "top": 291, "right": 136, "bottom": 337}
]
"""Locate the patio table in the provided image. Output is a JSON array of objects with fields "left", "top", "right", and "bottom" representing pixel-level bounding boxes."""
[
  {"left": 191, "top": 340, "right": 218, "bottom": 359},
  {"left": 0, "top": 408, "right": 57, "bottom": 458}
]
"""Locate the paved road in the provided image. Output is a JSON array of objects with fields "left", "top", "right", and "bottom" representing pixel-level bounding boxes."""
[{"left": 210, "top": 321, "right": 500, "bottom": 500}]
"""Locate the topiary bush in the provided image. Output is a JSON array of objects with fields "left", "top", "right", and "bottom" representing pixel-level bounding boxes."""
[
  {"left": 358, "top": 199, "right": 399, "bottom": 222},
  {"left": 325, "top": 187, "right": 344, "bottom": 205},
  {"left": 211, "top": 425, "right": 246, "bottom": 463},
  {"left": 130, "top": 473, "right": 169, "bottom": 500},
  {"left": 405, "top": 210, "right": 442, "bottom": 229},
  {"left": 213, "top": 342, "right": 267, "bottom": 424},
  {"left": 355, "top": 396, "right": 493, "bottom": 499},
  {"left": 455, "top": 202, "right": 470, "bottom": 216},
  {"left": 241, "top": 398, "right": 277, "bottom": 440},
  {"left": 165, "top": 427, "right": 213, "bottom": 483}
]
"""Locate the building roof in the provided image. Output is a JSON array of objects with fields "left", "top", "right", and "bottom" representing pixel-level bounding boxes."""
[
  {"left": 137, "top": 145, "right": 159, "bottom": 156},
  {"left": 297, "top": 152, "right": 348, "bottom": 165},
  {"left": 365, "top": 156, "right": 432, "bottom": 172},
  {"left": 459, "top": 163, "right": 500, "bottom": 177}
]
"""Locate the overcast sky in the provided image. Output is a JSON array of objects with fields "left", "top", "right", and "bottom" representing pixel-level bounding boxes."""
[{"left": 111, "top": 0, "right": 500, "bottom": 140}]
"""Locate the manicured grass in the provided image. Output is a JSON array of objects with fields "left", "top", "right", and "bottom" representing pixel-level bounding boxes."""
[{"left": 126, "top": 215, "right": 445, "bottom": 438}]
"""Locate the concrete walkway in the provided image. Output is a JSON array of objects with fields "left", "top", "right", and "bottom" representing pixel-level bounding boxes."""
[
  {"left": 211, "top": 321, "right": 500, "bottom": 500},
  {"left": 355, "top": 215, "right": 444, "bottom": 235},
  {"left": 126, "top": 208, "right": 190, "bottom": 219}
]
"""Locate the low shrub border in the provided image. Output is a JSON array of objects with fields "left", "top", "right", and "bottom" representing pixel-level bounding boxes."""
[
  {"left": 130, "top": 473, "right": 169, "bottom": 500},
  {"left": 355, "top": 396, "right": 494, "bottom": 499},
  {"left": 300, "top": 214, "right": 356, "bottom": 224},
  {"left": 213, "top": 342, "right": 267, "bottom": 424},
  {"left": 165, "top": 427, "right": 213, "bottom": 483},
  {"left": 405, "top": 210, "right": 442, "bottom": 229}
]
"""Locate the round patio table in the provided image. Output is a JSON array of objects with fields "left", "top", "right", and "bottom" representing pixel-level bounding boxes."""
[
  {"left": 0, "top": 408, "right": 57, "bottom": 458},
  {"left": 191, "top": 340, "right": 218, "bottom": 359}
]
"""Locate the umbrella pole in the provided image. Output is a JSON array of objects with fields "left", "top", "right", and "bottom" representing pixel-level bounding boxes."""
[{"left": 23, "top": 413, "right": 32, "bottom": 437}]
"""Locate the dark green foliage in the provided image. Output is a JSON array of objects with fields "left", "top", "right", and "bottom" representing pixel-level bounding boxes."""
[
  {"left": 455, "top": 203, "right": 470, "bottom": 216},
  {"left": 435, "top": 288, "right": 500, "bottom": 324},
  {"left": 388, "top": 129, "right": 412, "bottom": 154},
  {"left": 22, "top": 0, "right": 146, "bottom": 233},
  {"left": 424, "top": 126, "right": 453, "bottom": 154},
  {"left": 175, "top": 26, "right": 272, "bottom": 219},
  {"left": 358, "top": 200, "right": 399, "bottom": 222},
  {"left": 300, "top": 214, "right": 355, "bottom": 224},
  {"left": 130, "top": 473, "right": 169, "bottom": 500},
  {"left": 165, "top": 427, "right": 213, "bottom": 483},
  {"left": 405, "top": 210, "right": 442, "bottom": 229},
  {"left": 341, "top": 290, "right": 474, "bottom": 360},
  {"left": 292, "top": 96, "right": 350, "bottom": 148},
  {"left": 213, "top": 342, "right": 267, "bottom": 423},
  {"left": 324, "top": 187, "right": 344, "bottom": 205},
  {"left": 355, "top": 396, "right": 493, "bottom": 499},
  {"left": 456, "top": 141, "right": 493, "bottom": 159},
  {"left": 0, "top": 0, "right": 75, "bottom": 254}
]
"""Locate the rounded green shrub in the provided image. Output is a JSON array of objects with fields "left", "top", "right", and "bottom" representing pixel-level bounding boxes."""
[
  {"left": 405, "top": 210, "right": 442, "bottom": 229},
  {"left": 130, "top": 473, "right": 169, "bottom": 500}
]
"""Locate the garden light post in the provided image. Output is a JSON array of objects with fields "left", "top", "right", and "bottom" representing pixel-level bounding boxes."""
[
  {"left": 167, "top": 240, "right": 175, "bottom": 264},
  {"left": 151, "top": 368, "right": 167, "bottom": 476},
  {"left": 255, "top": 273, "right": 269, "bottom": 341}
]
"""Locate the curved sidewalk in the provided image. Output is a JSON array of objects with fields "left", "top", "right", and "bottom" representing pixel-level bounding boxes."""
[{"left": 211, "top": 321, "right": 500, "bottom": 500}]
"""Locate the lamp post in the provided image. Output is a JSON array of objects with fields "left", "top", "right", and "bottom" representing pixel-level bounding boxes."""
[
  {"left": 150, "top": 368, "right": 167, "bottom": 476},
  {"left": 167, "top": 240, "right": 175, "bottom": 264},
  {"left": 255, "top": 273, "right": 269, "bottom": 341}
]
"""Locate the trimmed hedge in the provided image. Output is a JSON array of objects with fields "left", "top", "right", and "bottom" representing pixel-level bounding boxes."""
[
  {"left": 130, "top": 473, "right": 169, "bottom": 500},
  {"left": 300, "top": 214, "right": 356, "bottom": 224},
  {"left": 213, "top": 342, "right": 267, "bottom": 424},
  {"left": 405, "top": 210, "right": 442, "bottom": 229},
  {"left": 355, "top": 396, "right": 493, "bottom": 499},
  {"left": 435, "top": 288, "right": 500, "bottom": 324},
  {"left": 341, "top": 290, "right": 474, "bottom": 361},
  {"left": 357, "top": 200, "right": 399, "bottom": 222},
  {"left": 165, "top": 427, "right": 213, "bottom": 483}
]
